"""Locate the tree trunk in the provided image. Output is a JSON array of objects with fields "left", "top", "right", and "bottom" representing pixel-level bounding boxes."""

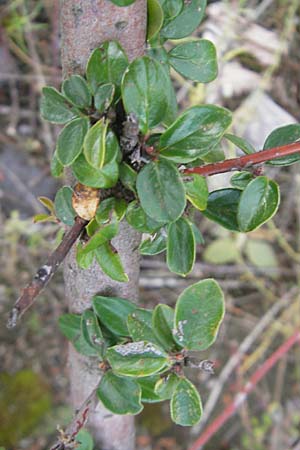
[{"left": 60, "top": 1, "right": 147, "bottom": 449}]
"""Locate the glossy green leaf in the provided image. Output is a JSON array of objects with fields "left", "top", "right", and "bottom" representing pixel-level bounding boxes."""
[
  {"left": 86, "top": 41, "right": 128, "bottom": 95},
  {"left": 84, "top": 119, "right": 108, "bottom": 169},
  {"left": 96, "top": 197, "right": 127, "bottom": 225},
  {"left": 119, "top": 163, "right": 137, "bottom": 193},
  {"left": 230, "top": 171, "right": 254, "bottom": 190},
  {"left": 137, "top": 375, "right": 162, "bottom": 403},
  {"left": 202, "top": 188, "right": 241, "bottom": 231},
  {"left": 190, "top": 222, "right": 205, "bottom": 245},
  {"left": 54, "top": 186, "right": 76, "bottom": 225},
  {"left": 106, "top": 341, "right": 169, "bottom": 377},
  {"left": 58, "top": 314, "right": 98, "bottom": 357},
  {"left": 136, "top": 160, "right": 186, "bottom": 223},
  {"left": 127, "top": 308, "right": 160, "bottom": 344},
  {"left": 122, "top": 56, "right": 170, "bottom": 133},
  {"left": 93, "top": 295, "right": 136, "bottom": 336},
  {"left": 167, "top": 217, "right": 195, "bottom": 276},
  {"left": 109, "top": 0, "right": 136, "bottom": 6},
  {"left": 169, "top": 39, "right": 217, "bottom": 83},
  {"left": 75, "top": 429, "right": 94, "bottom": 450},
  {"left": 184, "top": 174, "right": 208, "bottom": 210},
  {"left": 40, "top": 87, "right": 79, "bottom": 124},
  {"left": 97, "top": 371, "right": 143, "bottom": 415},
  {"left": 170, "top": 378, "right": 202, "bottom": 426},
  {"left": 56, "top": 117, "right": 89, "bottom": 166},
  {"left": 152, "top": 304, "right": 176, "bottom": 351},
  {"left": 33, "top": 213, "right": 53, "bottom": 223},
  {"left": 159, "top": 105, "right": 232, "bottom": 163},
  {"left": 76, "top": 242, "right": 95, "bottom": 269},
  {"left": 237, "top": 176, "right": 280, "bottom": 232},
  {"left": 163, "top": 73, "right": 178, "bottom": 126},
  {"left": 86, "top": 219, "right": 99, "bottom": 237},
  {"left": 72, "top": 155, "right": 119, "bottom": 188},
  {"left": 264, "top": 124, "right": 300, "bottom": 166},
  {"left": 95, "top": 241, "right": 128, "bottom": 282},
  {"left": 62, "top": 75, "right": 91, "bottom": 109},
  {"left": 126, "top": 201, "right": 163, "bottom": 233},
  {"left": 155, "top": 373, "right": 180, "bottom": 399},
  {"left": 80, "top": 222, "right": 118, "bottom": 255},
  {"left": 94, "top": 83, "right": 115, "bottom": 113},
  {"left": 139, "top": 232, "right": 167, "bottom": 255},
  {"left": 224, "top": 133, "right": 255, "bottom": 155},
  {"left": 51, "top": 151, "right": 64, "bottom": 177},
  {"left": 174, "top": 279, "right": 225, "bottom": 350},
  {"left": 147, "top": 0, "right": 164, "bottom": 40},
  {"left": 81, "top": 310, "right": 104, "bottom": 356},
  {"left": 161, "top": 0, "right": 206, "bottom": 39},
  {"left": 38, "top": 196, "right": 55, "bottom": 214},
  {"left": 160, "top": 0, "right": 183, "bottom": 20}
]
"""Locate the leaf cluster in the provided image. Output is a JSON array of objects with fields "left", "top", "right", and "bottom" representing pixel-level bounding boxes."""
[{"left": 59, "top": 279, "right": 224, "bottom": 426}]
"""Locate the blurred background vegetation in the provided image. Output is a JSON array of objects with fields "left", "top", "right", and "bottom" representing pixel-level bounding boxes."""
[{"left": 0, "top": 0, "right": 300, "bottom": 449}]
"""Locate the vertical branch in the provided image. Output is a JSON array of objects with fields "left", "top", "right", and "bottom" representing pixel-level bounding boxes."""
[{"left": 60, "top": 1, "right": 147, "bottom": 450}]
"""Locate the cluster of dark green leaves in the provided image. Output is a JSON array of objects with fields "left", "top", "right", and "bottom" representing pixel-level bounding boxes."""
[{"left": 59, "top": 279, "right": 224, "bottom": 425}]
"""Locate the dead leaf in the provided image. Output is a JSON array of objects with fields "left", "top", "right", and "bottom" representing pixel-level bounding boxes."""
[{"left": 72, "top": 183, "right": 100, "bottom": 220}]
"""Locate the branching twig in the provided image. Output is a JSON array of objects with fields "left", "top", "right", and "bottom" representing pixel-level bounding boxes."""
[
  {"left": 188, "top": 330, "right": 300, "bottom": 450},
  {"left": 50, "top": 388, "right": 97, "bottom": 450},
  {"left": 7, "top": 216, "right": 87, "bottom": 328},
  {"left": 183, "top": 141, "right": 300, "bottom": 177}
]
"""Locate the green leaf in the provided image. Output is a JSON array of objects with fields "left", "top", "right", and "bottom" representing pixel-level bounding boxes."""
[
  {"left": 106, "top": 341, "right": 169, "bottom": 377},
  {"left": 174, "top": 279, "right": 225, "bottom": 350},
  {"left": 203, "top": 238, "right": 240, "bottom": 264},
  {"left": 202, "top": 188, "right": 241, "bottom": 231},
  {"left": 163, "top": 73, "right": 178, "bottom": 126},
  {"left": 122, "top": 56, "right": 170, "bottom": 133},
  {"left": 96, "top": 197, "right": 127, "bottom": 225},
  {"left": 184, "top": 174, "right": 208, "bottom": 210},
  {"left": 127, "top": 308, "right": 160, "bottom": 344},
  {"left": 51, "top": 151, "right": 64, "bottom": 177},
  {"left": 33, "top": 213, "right": 53, "bottom": 223},
  {"left": 152, "top": 304, "right": 177, "bottom": 351},
  {"left": 81, "top": 310, "right": 104, "bottom": 356},
  {"left": 136, "top": 160, "right": 186, "bottom": 223},
  {"left": 94, "top": 83, "right": 115, "bottom": 113},
  {"left": 84, "top": 119, "right": 108, "bottom": 169},
  {"left": 161, "top": 0, "right": 206, "bottom": 39},
  {"left": 76, "top": 242, "right": 95, "bottom": 269},
  {"left": 75, "top": 429, "right": 94, "bottom": 450},
  {"left": 230, "top": 171, "right": 254, "bottom": 190},
  {"left": 264, "top": 124, "right": 300, "bottom": 166},
  {"left": 95, "top": 242, "right": 128, "bottom": 282},
  {"left": 86, "top": 219, "right": 99, "bottom": 237},
  {"left": 93, "top": 295, "right": 136, "bottom": 336},
  {"left": 139, "top": 232, "right": 167, "bottom": 255},
  {"left": 72, "top": 155, "right": 119, "bottom": 188},
  {"left": 168, "top": 39, "right": 217, "bottom": 83},
  {"left": 86, "top": 41, "right": 128, "bottom": 95},
  {"left": 38, "top": 196, "right": 55, "bottom": 214},
  {"left": 167, "top": 217, "right": 195, "bottom": 276},
  {"left": 126, "top": 201, "right": 163, "bottom": 233},
  {"left": 155, "top": 373, "right": 180, "bottom": 399},
  {"left": 56, "top": 117, "right": 89, "bottom": 166},
  {"left": 160, "top": 0, "right": 183, "bottom": 21},
  {"left": 109, "top": 0, "right": 136, "bottom": 5},
  {"left": 97, "top": 371, "right": 143, "bottom": 415},
  {"left": 137, "top": 375, "right": 163, "bottom": 403},
  {"left": 58, "top": 314, "right": 98, "bottom": 357},
  {"left": 147, "top": 0, "right": 164, "bottom": 40},
  {"left": 40, "top": 87, "right": 79, "bottom": 124},
  {"left": 159, "top": 105, "right": 232, "bottom": 163},
  {"left": 119, "top": 163, "right": 137, "bottom": 193},
  {"left": 80, "top": 222, "right": 119, "bottom": 255},
  {"left": 245, "top": 239, "right": 278, "bottom": 269},
  {"left": 237, "top": 176, "right": 280, "bottom": 232},
  {"left": 54, "top": 186, "right": 76, "bottom": 225},
  {"left": 170, "top": 378, "right": 202, "bottom": 426},
  {"left": 190, "top": 222, "right": 205, "bottom": 244},
  {"left": 62, "top": 75, "right": 91, "bottom": 109},
  {"left": 224, "top": 133, "right": 255, "bottom": 155}
]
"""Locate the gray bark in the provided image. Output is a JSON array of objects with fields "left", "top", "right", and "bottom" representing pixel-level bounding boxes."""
[{"left": 60, "top": 1, "right": 147, "bottom": 449}]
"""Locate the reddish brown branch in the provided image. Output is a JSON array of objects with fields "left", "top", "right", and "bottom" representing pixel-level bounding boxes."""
[
  {"left": 188, "top": 330, "right": 300, "bottom": 450},
  {"left": 7, "top": 216, "right": 87, "bottom": 328},
  {"left": 183, "top": 142, "right": 300, "bottom": 177}
]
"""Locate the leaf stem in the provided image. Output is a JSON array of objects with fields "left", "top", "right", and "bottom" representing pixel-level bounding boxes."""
[
  {"left": 183, "top": 141, "right": 300, "bottom": 177},
  {"left": 7, "top": 216, "right": 87, "bottom": 328}
]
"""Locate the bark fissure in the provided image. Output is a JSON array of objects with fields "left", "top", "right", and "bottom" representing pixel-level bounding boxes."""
[{"left": 60, "top": 1, "right": 147, "bottom": 449}]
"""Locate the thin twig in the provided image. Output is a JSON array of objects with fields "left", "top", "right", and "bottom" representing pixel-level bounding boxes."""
[
  {"left": 50, "top": 388, "right": 97, "bottom": 450},
  {"left": 188, "top": 330, "right": 300, "bottom": 450},
  {"left": 7, "top": 217, "right": 87, "bottom": 328},
  {"left": 183, "top": 142, "right": 300, "bottom": 177}
]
